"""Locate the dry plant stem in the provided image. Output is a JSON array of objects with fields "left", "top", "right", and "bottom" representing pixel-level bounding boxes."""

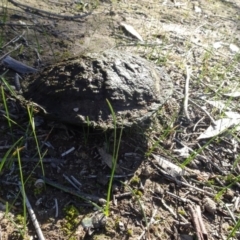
[
  {"left": 0, "top": 110, "right": 19, "bottom": 119},
  {"left": 87, "top": 173, "right": 133, "bottom": 179},
  {"left": 61, "top": 147, "right": 75, "bottom": 157},
  {"left": 34, "top": 48, "right": 42, "bottom": 62},
  {"left": 19, "top": 183, "right": 45, "bottom": 240},
  {"left": 233, "top": 196, "right": 240, "bottom": 211},
  {"left": 41, "top": 176, "right": 103, "bottom": 204},
  {"left": 188, "top": 98, "right": 216, "bottom": 126},
  {"left": 189, "top": 205, "right": 208, "bottom": 240},
  {"left": 154, "top": 164, "right": 215, "bottom": 197},
  {"left": 175, "top": 90, "right": 216, "bottom": 125},
  {"left": 173, "top": 220, "right": 191, "bottom": 227},
  {"left": 137, "top": 208, "right": 158, "bottom": 240},
  {"left": 70, "top": 175, "right": 82, "bottom": 187},
  {"left": 184, "top": 65, "right": 191, "bottom": 120},
  {"left": 63, "top": 174, "right": 80, "bottom": 191},
  {"left": 196, "top": 205, "right": 208, "bottom": 239},
  {"left": 175, "top": 139, "right": 225, "bottom": 174},
  {"left": 172, "top": 33, "right": 216, "bottom": 56},
  {"left": 54, "top": 198, "right": 58, "bottom": 218},
  {"left": 0, "top": 22, "right": 49, "bottom": 27},
  {"left": 202, "top": 81, "right": 225, "bottom": 95},
  {"left": 114, "top": 33, "right": 139, "bottom": 42},
  {"left": 165, "top": 191, "right": 189, "bottom": 203},
  {"left": 160, "top": 198, "right": 177, "bottom": 218},
  {"left": 225, "top": 204, "right": 237, "bottom": 224},
  {"left": 0, "top": 145, "right": 16, "bottom": 149},
  {"left": 114, "top": 192, "right": 132, "bottom": 199},
  {"left": 0, "top": 158, "right": 64, "bottom": 163},
  {"left": 9, "top": 0, "right": 91, "bottom": 19},
  {"left": 0, "top": 197, "right": 18, "bottom": 210},
  {"left": 193, "top": 116, "right": 205, "bottom": 131},
  {"left": 0, "top": 44, "right": 22, "bottom": 62},
  {"left": 1, "top": 31, "right": 25, "bottom": 49},
  {"left": 178, "top": 178, "right": 215, "bottom": 197}
]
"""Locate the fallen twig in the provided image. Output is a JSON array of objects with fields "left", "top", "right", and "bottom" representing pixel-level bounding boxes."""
[
  {"left": 54, "top": 198, "right": 58, "bottom": 218},
  {"left": 41, "top": 176, "right": 105, "bottom": 207},
  {"left": 2, "top": 55, "right": 38, "bottom": 74},
  {"left": 0, "top": 158, "right": 64, "bottom": 163},
  {"left": 184, "top": 65, "right": 191, "bottom": 120},
  {"left": 0, "top": 44, "right": 22, "bottom": 62},
  {"left": 61, "top": 147, "right": 75, "bottom": 157},
  {"left": 153, "top": 163, "right": 215, "bottom": 197},
  {"left": 1, "top": 31, "right": 25, "bottom": 49},
  {"left": 175, "top": 90, "right": 216, "bottom": 125},
  {"left": 8, "top": 0, "right": 91, "bottom": 20},
  {"left": 19, "top": 182, "right": 45, "bottom": 240},
  {"left": 137, "top": 208, "right": 158, "bottom": 240},
  {"left": 189, "top": 204, "right": 208, "bottom": 240},
  {"left": 225, "top": 204, "right": 237, "bottom": 224},
  {"left": 63, "top": 174, "right": 81, "bottom": 191}
]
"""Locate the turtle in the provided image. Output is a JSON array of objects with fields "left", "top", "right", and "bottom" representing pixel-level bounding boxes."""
[{"left": 19, "top": 50, "right": 173, "bottom": 129}]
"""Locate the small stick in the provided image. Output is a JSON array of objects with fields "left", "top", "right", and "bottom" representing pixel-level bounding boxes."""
[
  {"left": 1, "top": 31, "right": 25, "bottom": 49},
  {"left": 8, "top": 0, "right": 91, "bottom": 20},
  {"left": 189, "top": 205, "right": 203, "bottom": 240},
  {"left": 87, "top": 173, "right": 134, "bottom": 179},
  {"left": 34, "top": 48, "right": 42, "bottom": 63},
  {"left": 184, "top": 65, "right": 191, "bottom": 120},
  {"left": 225, "top": 204, "right": 237, "bottom": 224},
  {"left": 175, "top": 90, "right": 216, "bottom": 126},
  {"left": 2, "top": 55, "right": 38, "bottom": 74},
  {"left": 196, "top": 205, "right": 208, "bottom": 239},
  {"left": 0, "top": 158, "right": 63, "bottom": 163},
  {"left": 19, "top": 182, "right": 45, "bottom": 240},
  {"left": 70, "top": 175, "right": 82, "bottom": 187},
  {"left": 61, "top": 147, "right": 75, "bottom": 157},
  {"left": 153, "top": 164, "right": 215, "bottom": 197},
  {"left": 137, "top": 208, "right": 158, "bottom": 240},
  {"left": 165, "top": 191, "right": 189, "bottom": 203},
  {"left": 114, "top": 192, "right": 132, "bottom": 199},
  {"left": 54, "top": 198, "right": 58, "bottom": 218},
  {"left": 63, "top": 174, "right": 80, "bottom": 191},
  {"left": 188, "top": 98, "right": 216, "bottom": 126},
  {"left": 41, "top": 176, "right": 104, "bottom": 206},
  {"left": 0, "top": 44, "right": 22, "bottom": 62},
  {"left": 14, "top": 73, "right": 22, "bottom": 91}
]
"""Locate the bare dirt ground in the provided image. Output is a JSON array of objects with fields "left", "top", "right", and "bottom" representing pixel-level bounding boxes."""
[{"left": 0, "top": 0, "right": 240, "bottom": 239}]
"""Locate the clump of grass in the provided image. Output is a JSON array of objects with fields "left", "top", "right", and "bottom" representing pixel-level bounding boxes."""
[
  {"left": 104, "top": 99, "right": 123, "bottom": 217},
  {"left": 62, "top": 205, "right": 80, "bottom": 236},
  {"left": 130, "top": 175, "right": 140, "bottom": 185},
  {"left": 27, "top": 105, "right": 45, "bottom": 176},
  {"left": 227, "top": 221, "right": 240, "bottom": 240}
]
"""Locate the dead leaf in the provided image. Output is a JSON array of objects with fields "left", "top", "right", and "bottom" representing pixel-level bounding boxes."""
[
  {"left": 98, "top": 147, "right": 122, "bottom": 174},
  {"left": 173, "top": 146, "right": 190, "bottom": 158},
  {"left": 152, "top": 154, "right": 185, "bottom": 176},
  {"left": 194, "top": 6, "right": 202, "bottom": 13},
  {"left": 225, "top": 111, "right": 240, "bottom": 119},
  {"left": 120, "top": 22, "right": 143, "bottom": 42},
  {"left": 213, "top": 42, "right": 222, "bottom": 49},
  {"left": 198, "top": 118, "right": 240, "bottom": 139},
  {"left": 223, "top": 92, "right": 240, "bottom": 97},
  {"left": 229, "top": 44, "right": 239, "bottom": 53},
  {"left": 206, "top": 100, "right": 228, "bottom": 111}
]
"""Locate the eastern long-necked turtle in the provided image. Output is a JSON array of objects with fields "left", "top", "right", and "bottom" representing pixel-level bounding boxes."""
[{"left": 20, "top": 50, "right": 173, "bottom": 129}]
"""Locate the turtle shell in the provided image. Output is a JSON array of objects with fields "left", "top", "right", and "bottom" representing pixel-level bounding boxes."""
[{"left": 21, "top": 50, "right": 173, "bottom": 129}]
